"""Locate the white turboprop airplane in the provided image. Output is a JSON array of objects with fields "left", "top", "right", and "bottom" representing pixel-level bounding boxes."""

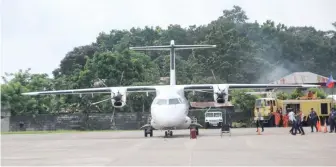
[{"left": 22, "top": 40, "right": 320, "bottom": 138}]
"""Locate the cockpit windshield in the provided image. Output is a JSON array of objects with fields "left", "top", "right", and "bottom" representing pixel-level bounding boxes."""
[
  {"left": 155, "top": 98, "right": 182, "bottom": 105},
  {"left": 168, "top": 98, "right": 181, "bottom": 105},
  {"left": 156, "top": 99, "right": 167, "bottom": 105}
]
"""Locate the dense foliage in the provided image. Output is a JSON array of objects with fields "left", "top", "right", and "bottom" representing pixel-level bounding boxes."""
[{"left": 2, "top": 6, "right": 335, "bottom": 116}]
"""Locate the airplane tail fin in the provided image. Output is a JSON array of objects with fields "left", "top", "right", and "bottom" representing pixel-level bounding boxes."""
[{"left": 130, "top": 40, "right": 216, "bottom": 85}]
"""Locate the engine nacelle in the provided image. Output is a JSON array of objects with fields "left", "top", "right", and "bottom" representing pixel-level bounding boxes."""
[
  {"left": 213, "top": 84, "right": 229, "bottom": 103},
  {"left": 110, "top": 90, "right": 127, "bottom": 108},
  {"left": 214, "top": 92, "right": 226, "bottom": 103},
  {"left": 111, "top": 99, "right": 126, "bottom": 108}
]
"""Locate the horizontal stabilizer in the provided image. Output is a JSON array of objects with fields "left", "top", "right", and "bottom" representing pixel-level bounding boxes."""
[
  {"left": 129, "top": 40, "right": 216, "bottom": 51},
  {"left": 129, "top": 45, "right": 216, "bottom": 51},
  {"left": 174, "top": 45, "right": 216, "bottom": 50},
  {"left": 129, "top": 45, "right": 173, "bottom": 51}
]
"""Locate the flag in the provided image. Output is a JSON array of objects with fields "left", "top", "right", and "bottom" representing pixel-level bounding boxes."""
[{"left": 326, "top": 74, "right": 335, "bottom": 88}]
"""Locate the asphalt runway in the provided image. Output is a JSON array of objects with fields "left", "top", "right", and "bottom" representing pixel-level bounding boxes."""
[{"left": 1, "top": 127, "right": 336, "bottom": 166}]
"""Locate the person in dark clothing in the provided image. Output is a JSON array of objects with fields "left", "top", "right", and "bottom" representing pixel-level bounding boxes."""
[
  {"left": 256, "top": 108, "right": 264, "bottom": 132},
  {"left": 289, "top": 110, "right": 301, "bottom": 135},
  {"left": 296, "top": 110, "right": 305, "bottom": 135},
  {"left": 289, "top": 120, "right": 298, "bottom": 135},
  {"left": 308, "top": 108, "right": 318, "bottom": 132},
  {"left": 329, "top": 108, "right": 336, "bottom": 133},
  {"left": 19, "top": 121, "right": 25, "bottom": 131}
]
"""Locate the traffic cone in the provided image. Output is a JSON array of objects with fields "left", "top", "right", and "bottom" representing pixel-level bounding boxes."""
[
  {"left": 323, "top": 120, "right": 328, "bottom": 133},
  {"left": 317, "top": 121, "right": 321, "bottom": 132},
  {"left": 319, "top": 121, "right": 322, "bottom": 132}
]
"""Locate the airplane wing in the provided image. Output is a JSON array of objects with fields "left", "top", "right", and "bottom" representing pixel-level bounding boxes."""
[
  {"left": 22, "top": 83, "right": 320, "bottom": 96},
  {"left": 182, "top": 83, "right": 320, "bottom": 91},
  {"left": 21, "top": 86, "right": 160, "bottom": 96},
  {"left": 226, "top": 83, "right": 320, "bottom": 89}
]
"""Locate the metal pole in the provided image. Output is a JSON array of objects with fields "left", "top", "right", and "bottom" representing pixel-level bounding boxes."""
[
  {"left": 332, "top": 84, "right": 335, "bottom": 108},
  {"left": 331, "top": 72, "right": 335, "bottom": 108}
]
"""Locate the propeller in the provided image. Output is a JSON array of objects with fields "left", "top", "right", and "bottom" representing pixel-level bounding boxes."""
[
  {"left": 91, "top": 72, "right": 125, "bottom": 106},
  {"left": 112, "top": 90, "right": 124, "bottom": 106},
  {"left": 77, "top": 94, "right": 102, "bottom": 112},
  {"left": 211, "top": 69, "right": 226, "bottom": 103},
  {"left": 215, "top": 85, "right": 226, "bottom": 103}
]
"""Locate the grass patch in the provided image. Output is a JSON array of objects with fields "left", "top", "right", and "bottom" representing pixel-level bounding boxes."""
[{"left": 1, "top": 129, "right": 139, "bottom": 135}]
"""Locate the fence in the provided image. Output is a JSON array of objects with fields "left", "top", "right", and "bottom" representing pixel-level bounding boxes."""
[{"left": 5, "top": 110, "right": 251, "bottom": 132}]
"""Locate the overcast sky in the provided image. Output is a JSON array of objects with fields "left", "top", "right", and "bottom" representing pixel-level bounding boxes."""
[{"left": 1, "top": 0, "right": 335, "bottom": 78}]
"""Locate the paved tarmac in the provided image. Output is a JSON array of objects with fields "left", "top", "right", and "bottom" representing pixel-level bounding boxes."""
[{"left": 1, "top": 127, "right": 336, "bottom": 166}]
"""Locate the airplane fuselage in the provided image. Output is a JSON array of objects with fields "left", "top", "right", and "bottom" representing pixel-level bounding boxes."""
[{"left": 149, "top": 86, "right": 191, "bottom": 130}]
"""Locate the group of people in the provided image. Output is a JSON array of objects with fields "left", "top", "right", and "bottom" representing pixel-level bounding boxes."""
[
  {"left": 255, "top": 107, "right": 336, "bottom": 135},
  {"left": 288, "top": 109, "right": 307, "bottom": 135},
  {"left": 288, "top": 107, "right": 336, "bottom": 135}
]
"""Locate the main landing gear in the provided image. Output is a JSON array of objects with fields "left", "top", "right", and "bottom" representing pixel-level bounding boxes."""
[
  {"left": 164, "top": 130, "right": 173, "bottom": 137},
  {"left": 144, "top": 128, "right": 153, "bottom": 137}
]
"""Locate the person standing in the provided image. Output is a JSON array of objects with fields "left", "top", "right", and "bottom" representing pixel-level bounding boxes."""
[
  {"left": 288, "top": 110, "right": 297, "bottom": 135},
  {"left": 274, "top": 110, "right": 281, "bottom": 127},
  {"left": 296, "top": 110, "right": 305, "bottom": 135},
  {"left": 308, "top": 108, "right": 318, "bottom": 132},
  {"left": 256, "top": 108, "right": 264, "bottom": 132},
  {"left": 283, "top": 112, "right": 289, "bottom": 128},
  {"left": 329, "top": 108, "right": 336, "bottom": 133}
]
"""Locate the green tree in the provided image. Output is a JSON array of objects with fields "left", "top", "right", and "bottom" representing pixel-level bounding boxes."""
[
  {"left": 231, "top": 89, "right": 257, "bottom": 113},
  {"left": 2, "top": 5, "right": 336, "bottom": 115}
]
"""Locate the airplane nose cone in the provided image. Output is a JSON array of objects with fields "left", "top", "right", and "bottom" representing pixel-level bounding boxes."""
[{"left": 154, "top": 106, "right": 185, "bottom": 127}]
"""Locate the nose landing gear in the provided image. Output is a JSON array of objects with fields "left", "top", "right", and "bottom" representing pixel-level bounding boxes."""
[{"left": 164, "top": 130, "right": 173, "bottom": 137}]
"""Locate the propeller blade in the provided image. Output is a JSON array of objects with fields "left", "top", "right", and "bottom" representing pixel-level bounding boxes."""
[{"left": 91, "top": 98, "right": 112, "bottom": 105}]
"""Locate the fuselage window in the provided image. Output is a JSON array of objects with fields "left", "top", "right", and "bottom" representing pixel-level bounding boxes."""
[
  {"left": 156, "top": 99, "right": 167, "bottom": 105},
  {"left": 169, "top": 98, "right": 181, "bottom": 105}
]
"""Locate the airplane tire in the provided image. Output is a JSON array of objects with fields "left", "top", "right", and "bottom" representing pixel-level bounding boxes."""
[
  {"left": 150, "top": 130, "right": 153, "bottom": 137},
  {"left": 196, "top": 127, "right": 199, "bottom": 135},
  {"left": 165, "top": 131, "right": 168, "bottom": 137},
  {"left": 144, "top": 131, "right": 148, "bottom": 137},
  {"left": 170, "top": 131, "right": 173, "bottom": 136}
]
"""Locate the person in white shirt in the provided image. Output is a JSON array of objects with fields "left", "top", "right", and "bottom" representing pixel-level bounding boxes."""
[
  {"left": 288, "top": 111, "right": 295, "bottom": 122},
  {"left": 255, "top": 108, "right": 264, "bottom": 132},
  {"left": 288, "top": 110, "right": 301, "bottom": 135}
]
